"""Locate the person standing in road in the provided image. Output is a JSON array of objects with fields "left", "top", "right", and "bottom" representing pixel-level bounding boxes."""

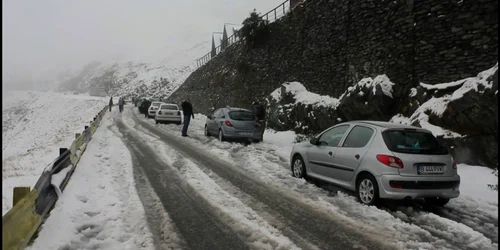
[
  {"left": 109, "top": 97, "right": 113, "bottom": 112},
  {"left": 181, "top": 97, "right": 194, "bottom": 137},
  {"left": 252, "top": 101, "right": 267, "bottom": 141}
]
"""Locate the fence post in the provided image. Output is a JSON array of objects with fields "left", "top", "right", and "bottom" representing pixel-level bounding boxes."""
[{"left": 12, "top": 187, "right": 30, "bottom": 207}]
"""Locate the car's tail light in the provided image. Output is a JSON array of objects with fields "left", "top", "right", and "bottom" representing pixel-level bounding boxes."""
[
  {"left": 452, "top": 159, "right": 457, "bottom": 169},
  {"left": 376, "top": 154, "right": 404, "bottom": 168},
  {"left": 158, "top": 111, "right": 162, "bottom": 115},
  {"left": 224, "top": 120, "right": 233, "bottom": 127}
]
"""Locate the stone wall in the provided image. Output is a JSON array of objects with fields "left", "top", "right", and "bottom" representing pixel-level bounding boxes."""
[{"left": 168, "top": 0, "right": 497, "bottom": 114}]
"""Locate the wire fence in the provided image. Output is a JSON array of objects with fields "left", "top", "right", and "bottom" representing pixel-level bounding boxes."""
[{"left": 196, "top": 0, "right": 294, "bottom": 69}]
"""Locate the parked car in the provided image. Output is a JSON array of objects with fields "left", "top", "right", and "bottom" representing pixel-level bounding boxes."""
[
  {"left": 290, "top": 120, "right": 460, "bottom": 206},
  {"left": 155, "top": 103, "right": 182, "bottom": 124},
  {"left": 204, "top": 107, "right": 263, "bottom": 142},
  {"left": 147, "top": 101, "right": 163, "bottom": 118}
]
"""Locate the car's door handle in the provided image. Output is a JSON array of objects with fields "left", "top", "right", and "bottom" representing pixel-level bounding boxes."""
[
  {"left": 355, "top": 154, "right": 360, "bottom": 159},
  {"left": 328, "top": 151, "right": 333, "bottom": 156}
]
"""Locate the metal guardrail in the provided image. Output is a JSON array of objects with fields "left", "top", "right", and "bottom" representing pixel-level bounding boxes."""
[
  {"left": 196, "top": 0, "right": 293, "bottom": 68},
  {"left": 2, "top": 105, "right": 108, "bottom": 250}
]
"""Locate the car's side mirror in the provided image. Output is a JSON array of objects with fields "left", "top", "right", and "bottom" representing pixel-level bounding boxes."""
[
  {"left": 207, "top": 115, "right": 212, "bottom": 119},
  {"left": 310, "top": 137, "right": 319, "bottom": 145}
]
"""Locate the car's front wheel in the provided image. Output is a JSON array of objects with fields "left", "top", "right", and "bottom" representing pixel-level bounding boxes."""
[
  {"left": 356, "top": 174, "right": 379, "bottom": 206},
  {"left": 424, "top": 197, "right": 450, "bottom": 207},
  {"left": 291, "top": 155, "right": 306, "bottom": 178}
]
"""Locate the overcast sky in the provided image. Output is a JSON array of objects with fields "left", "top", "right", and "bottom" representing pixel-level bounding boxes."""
[{"left": 3, "top": 0, "right": 282, "bottom": 90}]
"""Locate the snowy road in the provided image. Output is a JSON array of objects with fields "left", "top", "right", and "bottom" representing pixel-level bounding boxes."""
[
  {"left": 117, "top": 107, "right": 392, "bottom": 250},
  {"left": 29, "top": 104, "right": 498, "bottom": 250}
]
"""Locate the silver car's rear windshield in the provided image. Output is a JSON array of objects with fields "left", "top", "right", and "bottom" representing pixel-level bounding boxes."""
[
  {"left": 228, "top": 111, "right": 254, "bottom": 121},
  {"left": 161, "top": 105, "right": 178, "bottom": 110},
  {"left": 152, "top": 102, "right": 161, "bottom": 107},
  {"left": 382, "top": 129, "right": 448, "bottom": 155}
]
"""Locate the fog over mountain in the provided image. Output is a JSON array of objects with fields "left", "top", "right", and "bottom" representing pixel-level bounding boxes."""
[{"left": 2, "top": 0, "right": 282, "bottom": 92}]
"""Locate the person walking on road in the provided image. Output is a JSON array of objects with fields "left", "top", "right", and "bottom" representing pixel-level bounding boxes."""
[
  {"left": 118, "top": 97, "right": 125, "bottom": 112},
  {"left": 181, "top": 97, "right": 194, "bottom": 137},
  {"left": 109, "top": 97, "right": 113, "bottom": 112}
]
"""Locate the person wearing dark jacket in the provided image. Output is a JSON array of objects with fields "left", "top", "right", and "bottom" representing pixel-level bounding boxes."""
[
  {"left": 252, "top": 101, "right": 266, "bottom": 141},
  {"left": 109, "top": 97, "right": 113, "bottom": 111},
  {"left": 181, "top": 97, "right": 194, "bottom": 137},
  {"left": 140, "top": 99, "right": 152, "bottom": 117}
]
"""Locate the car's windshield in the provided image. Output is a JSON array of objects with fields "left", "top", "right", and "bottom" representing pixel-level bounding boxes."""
[
  {"left": 161, "top": 105, "right": 178, "bottom": 110},
  {"left": 228, "top": 111, "right": 254, "bottom": 121},
  {"left": 382, "top": 130, "right": 448, "bottom": 155}
]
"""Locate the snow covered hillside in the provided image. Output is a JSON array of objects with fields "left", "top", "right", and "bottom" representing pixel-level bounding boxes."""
[
  {"left": 2, "top": 91, "right": 107, "bottom": 215},
  {"left": 39, "top": 40, "right": 210, "bottom": 100}
]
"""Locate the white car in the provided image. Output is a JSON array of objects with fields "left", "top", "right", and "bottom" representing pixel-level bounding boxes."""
[
  {"left": 147, "top": 101, "right": 163, "bottom": 118},
  {"left": 155, "top": 103, "right": 182, "bottom": 125}
]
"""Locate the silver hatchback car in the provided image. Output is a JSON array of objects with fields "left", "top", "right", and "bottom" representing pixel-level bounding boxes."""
[
  {"left": 290, "top": 121, "right": 460, "bottom": 206},
  {"left": 205, "top": 107, "right": 264, "bottom": 142}
]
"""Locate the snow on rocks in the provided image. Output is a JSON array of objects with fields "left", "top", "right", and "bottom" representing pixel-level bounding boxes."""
[{"left": 269, "top": 81, "right": 340, "bottom": 108}]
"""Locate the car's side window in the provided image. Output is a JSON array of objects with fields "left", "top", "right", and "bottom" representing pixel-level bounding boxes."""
[
  {"left": 317, "top": 125, "right": 350, "bottom": 147},
  {"left": 342, "top": 126, "right": 375, "bottom": 148},
  {"left": 213, "top": 110, "right": 221, "bottom": 119},
  {"left": 219, "top": 110, "right": 226, "bottom": 119}
]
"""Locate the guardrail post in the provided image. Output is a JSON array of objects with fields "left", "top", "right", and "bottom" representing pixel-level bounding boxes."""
[
  {"left": 13, "top": 187, "right": 30, "bottom": 207},
  {"left": 75, "top": 133, "right": 81, "bottom": 139},
  {"left": 59, "top": 148, "right": 68, "bottom": 155}
]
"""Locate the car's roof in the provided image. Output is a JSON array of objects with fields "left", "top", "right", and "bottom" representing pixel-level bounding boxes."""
[
  {"left": 348, "top": 120, "right": 421, "bottom": 129},
  {"left": 161, "top": 103, "right": 178, "bottom": 106}
]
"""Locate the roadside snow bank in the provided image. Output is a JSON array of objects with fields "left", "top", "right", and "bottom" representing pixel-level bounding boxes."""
[
  {"left": 27, "top": 112, "right": 157, "bottom": 250},
  {"left": 2, "top": 91, "right": 107, "bottom": 215}
]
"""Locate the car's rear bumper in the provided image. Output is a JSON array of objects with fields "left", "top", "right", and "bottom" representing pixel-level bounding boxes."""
[
  {"left": 222, "top": 127, "right": 263, "bottom": 140},
  {"left": 377, "top": 174, "right": 460, "bottom": 199},
  {"left": 156, "top": 115, "right": 181, "bottom": 122}
]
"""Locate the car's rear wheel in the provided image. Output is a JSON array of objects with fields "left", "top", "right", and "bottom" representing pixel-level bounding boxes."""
[
  {"left": 424, "top": 197, "right": 450, "bottom": 207},
  {"left": 218, "top": 129, "right": 225, "bottom": 142},
  {"left": 204, "top": 125, "right": 210, "bottom": 136},
  {"left": 356, "top": 174, "right": 379, "bottom": 206},
  {"left": 291, "top": 155, "right": 306, "bottom": 178}
]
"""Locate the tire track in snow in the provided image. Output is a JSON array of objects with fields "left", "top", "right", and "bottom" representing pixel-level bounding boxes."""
[
  {"left": 108, "top": 121, "right": 187, "bottom": 250},
  {"left": 131, "top": 122, "right": 319, "bottom": 250},
  {"left": 115, "top": 117, "right": 249, "bottom": 250},
  {"left": 129, "top": 108, "right": 396, "bottom": 250}
]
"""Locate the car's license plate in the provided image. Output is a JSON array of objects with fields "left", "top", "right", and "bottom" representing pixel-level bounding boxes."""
[
  {"left": 418, "top": 165, "right": 444, "bottom": 174},
  {"left": 239, "top": 132, "right": 252, "bottom": 136}
]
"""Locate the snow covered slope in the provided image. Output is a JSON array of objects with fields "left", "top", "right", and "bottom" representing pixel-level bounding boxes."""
[
  {"left": 2, "top": 91, "right": 108, "bottom": 215},
  {"left": 47, "top": 40, "right": 211, "bottom": 99}
]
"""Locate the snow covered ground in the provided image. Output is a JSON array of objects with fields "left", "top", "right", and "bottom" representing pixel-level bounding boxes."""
[
  {"left": 2, "top": 91, "right": 107, "bottom": 215},
  {"left": 27, "top": 111, "right": 160, "bottom": 250}
]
